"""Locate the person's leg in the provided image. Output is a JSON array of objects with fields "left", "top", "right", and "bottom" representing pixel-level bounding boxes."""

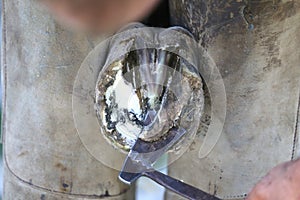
[
  {"left": 2, "top": 0, "right": 134, "bottom": 199},
  {"left": 167, "top": 0, "right": 300, "bottom": 199}
]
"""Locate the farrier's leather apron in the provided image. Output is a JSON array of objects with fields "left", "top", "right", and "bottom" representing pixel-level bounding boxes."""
[
  {"left": 167, "top": 1, "right": 300, "bottom": 199},
  {"left": 3, "top": 0, "right": 300, "bottom": 200},
  {"left": 2, "top": 0, "right": 134, "bottom": 199}
]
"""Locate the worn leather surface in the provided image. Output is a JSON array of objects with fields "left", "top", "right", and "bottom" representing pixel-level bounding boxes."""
[
  {"left": 2, "top": 0, "right": 133, "bottom": 199},
  {"left": 3, "top": 0, "right": 300, "bottom": 199},
  {"left": 168, "top": 0, "right": 300, "bottom": 199},
  {"left": 4, "top": 166, "right": 134, "bottom": 200}
]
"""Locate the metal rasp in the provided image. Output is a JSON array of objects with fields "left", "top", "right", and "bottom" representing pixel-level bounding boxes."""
[{"left": 119, "top": 127, "right": 221, "bottom": 200}]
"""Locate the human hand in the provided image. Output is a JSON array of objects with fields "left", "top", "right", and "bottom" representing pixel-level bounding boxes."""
[{"left": 247, "top": 159, "right": 300, "bottom": 200}]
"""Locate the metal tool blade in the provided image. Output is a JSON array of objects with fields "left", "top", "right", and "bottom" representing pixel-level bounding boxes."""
[
  {"left": 119, "top": 127, "right": 186, "bottom": 184},
  {"left": 119, "top": 127, "right": 221, "bottom": 200}
]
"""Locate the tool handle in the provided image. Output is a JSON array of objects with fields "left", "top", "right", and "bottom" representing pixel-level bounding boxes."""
[{"left": 143, "top": 170, "right": 221, "bottom": 200}]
